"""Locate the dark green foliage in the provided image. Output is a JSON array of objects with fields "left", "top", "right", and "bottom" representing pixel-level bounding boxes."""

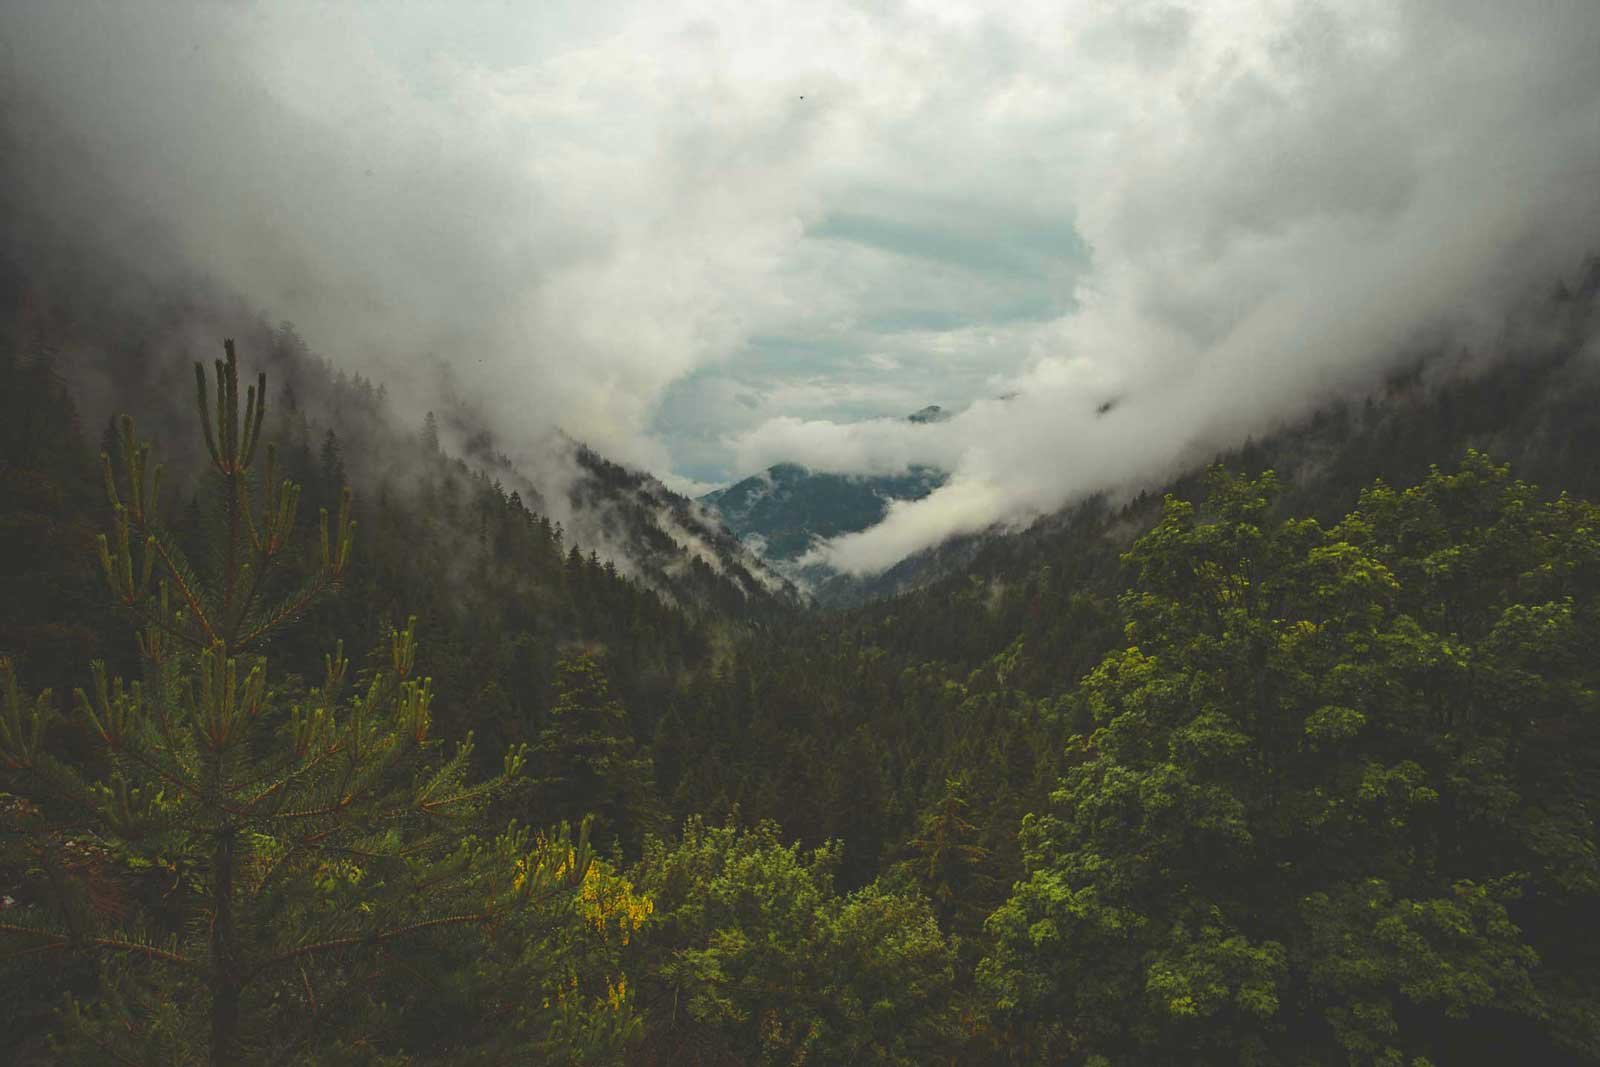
[
  {"left": 980, "top": 457, "right": 1600, "bottom": 1064},
  {"left": 0, "top": 342, "right": 614, "bottom": 1064},
  {"left": 0, "top": 346, "right": 118, "bottom": 692},
  {"left": 530, "top": 651, "right": 661, "bottom": 855},
  {"left": 2, "top": 257, "right": 1598, "bottom": 1066},
  {"left": 891, "top": 774, "right": 996, "bottom": 938}
]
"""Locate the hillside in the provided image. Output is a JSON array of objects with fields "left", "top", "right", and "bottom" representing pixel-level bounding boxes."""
[
  {"left": 4, "top": 3, "right": 1600, "bottom": 1061},
  {"left": 5, "top": 225, "right": 1600, "bottom": 1063},
  {"left": 809, "top": 257, "right": 1600, "bottom": 608}
]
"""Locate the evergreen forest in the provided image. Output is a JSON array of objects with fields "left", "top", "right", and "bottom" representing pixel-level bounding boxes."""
[
  {"left": 5, "top": 0, "right": 1600, "bottom": 1060},
  {"left": 2, "top": 257, "right": 1598, "bottom": 1066}
]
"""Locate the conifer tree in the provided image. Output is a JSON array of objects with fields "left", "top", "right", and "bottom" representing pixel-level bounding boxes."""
[
  {"left": 531, "top": 651, "right": 659, "bottom": 855},
  {"left": 317, "top": 426, "right": 346, "bottom": 508},
  {"left": 0, "top": 340, "right": 598, "bottom": 1064},
  {"left": 421, "top": 410, "right": 441, "bottom": 455},
  {"left": 893, "top": 774, "right": 993, "bottom": 935},
  {"left": 0, "top": 346, "right": 107, "bottom": 693}
]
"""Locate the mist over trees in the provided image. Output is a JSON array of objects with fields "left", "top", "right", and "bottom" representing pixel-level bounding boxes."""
[
  {"left": 2, "top": 2, "right": 1600, "bottom": 1061},
  {"left": 2, "top": 252, "right": 1599, "bottom": 1062}
]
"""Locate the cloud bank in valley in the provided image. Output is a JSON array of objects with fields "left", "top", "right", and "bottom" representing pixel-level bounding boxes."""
[{"left": 2, "top": 1, "right": 1598, "bottom": 571}]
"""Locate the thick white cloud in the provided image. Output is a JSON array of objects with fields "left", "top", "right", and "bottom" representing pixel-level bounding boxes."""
[
  {"left": 3, "top": 1, "right": 1597, "bottom": 572},
  {"left": 760, "top": 0, "right": 1600, "bottom": 572}
]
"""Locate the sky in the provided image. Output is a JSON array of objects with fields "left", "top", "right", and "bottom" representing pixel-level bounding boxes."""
[{"left": 3, "top": 0, "right": 1599, "bottom": 573}]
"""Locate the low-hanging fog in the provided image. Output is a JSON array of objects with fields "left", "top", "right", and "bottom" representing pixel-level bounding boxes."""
[{"left": 3, "top": 0, "right": 1598, "bottom": 574}]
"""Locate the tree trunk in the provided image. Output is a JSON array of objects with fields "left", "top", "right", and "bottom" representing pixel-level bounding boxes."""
[
  {"left": 211, "top": 978, "right": 240, "bottom": 1067},
  {"left": 210, "top": 826, "right": 239, "bottom": 1065}
]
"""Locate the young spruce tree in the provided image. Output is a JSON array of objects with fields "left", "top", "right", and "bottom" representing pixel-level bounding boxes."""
[{"left": 0, "top": 341, "right": 598, "bottom": 1064}]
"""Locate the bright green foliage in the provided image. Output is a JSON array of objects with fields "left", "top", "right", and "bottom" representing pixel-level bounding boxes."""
[
  {"left": 0, "top": 342, "right": 605, "bottom": 1064},
  {"left": 981, "top": 457, "right": 1600, "bottom": 1065},
  {"left": 631, "top": 816, "right": 963, "bottom": 1065}
]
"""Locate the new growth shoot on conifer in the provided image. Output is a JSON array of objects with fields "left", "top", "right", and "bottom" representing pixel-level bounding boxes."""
[{"left": 0, "top": 340, "right": 597, "bottom": 1065}]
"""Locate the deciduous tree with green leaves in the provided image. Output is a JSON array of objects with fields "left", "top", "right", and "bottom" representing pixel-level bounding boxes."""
[
  {"left": 631, "top": 815, "right": 963, "bottom": 1066},
  {"left": 980, "top": 457, "right": 1600, "bottom": 1065}
]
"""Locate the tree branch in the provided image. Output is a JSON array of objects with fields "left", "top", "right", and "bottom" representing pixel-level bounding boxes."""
[
  {"left": 250, "top": 911, "right": 489, "bottom": 978},
  {"left": 0, "top": 924, "right": 195, "bottom": 968}
]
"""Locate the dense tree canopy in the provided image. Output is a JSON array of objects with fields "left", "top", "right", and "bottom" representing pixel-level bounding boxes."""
[
  {"left": 982, "top": 459, "right": 1600, "bottom": 1064},
  {"left": 3, "top": 326, "right": 1598, "bottom": 1064}
]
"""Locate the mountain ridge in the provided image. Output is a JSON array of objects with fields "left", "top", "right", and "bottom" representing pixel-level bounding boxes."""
[{"left": 700, "top": 461, "right": 947, "bottom": 566}]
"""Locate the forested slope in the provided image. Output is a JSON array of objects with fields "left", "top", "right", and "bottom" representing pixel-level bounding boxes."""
[{"left": 2, "top": 263, "right": 1599, "bottom": 1063}]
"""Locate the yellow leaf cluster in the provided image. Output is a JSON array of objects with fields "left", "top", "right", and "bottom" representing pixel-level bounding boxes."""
[{"left": 577, "top": 863, "right": 653, "bottom": 944}]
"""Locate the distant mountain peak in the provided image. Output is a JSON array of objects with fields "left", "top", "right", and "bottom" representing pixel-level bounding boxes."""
[
  {"left": 701, "top": 462, "right": 947, "bottom": 567},
  {"left": 697, "top": 404, "right": 956, "bottom": 578}
]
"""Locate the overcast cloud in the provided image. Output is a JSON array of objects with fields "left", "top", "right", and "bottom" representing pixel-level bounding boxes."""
[{"left": 3, "top": 0, "right": 1598, "bottom": 571}]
